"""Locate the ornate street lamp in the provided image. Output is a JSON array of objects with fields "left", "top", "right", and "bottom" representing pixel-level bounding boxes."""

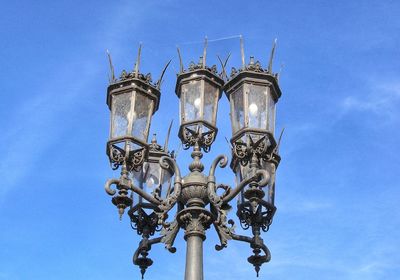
[
  {"left": 104, "top": 38, "right": 283, "bottom": 280},
  {"left": 176, "top": 40, "right": 224, "bottom": 152}
]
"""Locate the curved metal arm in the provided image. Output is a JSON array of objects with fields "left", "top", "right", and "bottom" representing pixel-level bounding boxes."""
[
  {"left": 208, "top": 154, "right": 228, "bottom": 178},
  {"left": 222, "top": 169, "right": 270, "bottom": 204},
  {"left": 231, "top": 233, "right": 271, "bottom": 261},
  {"left": 105, "top": 178, "right": 161, "bottom": 205},
  {"left": 133, "top": 236, "right": 163, "bottom": 264},
  {"left": 105, "top": 178, "right": 120, "bottom": 196},
  {"left": 131, "top": 184, "right": 161, "bottom": 206},
  {"left": 207, "top": 154, "right": 230, "bottom": 207},
  {"left": 132, "top": 236, "right": 163, "bottom": 279},
  {"left": 158, "top": 156, "right": 182, "bottom": 212}
]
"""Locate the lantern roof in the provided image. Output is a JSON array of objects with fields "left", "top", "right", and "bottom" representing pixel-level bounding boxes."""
[
  {"left": 223, "top": 57, "right": 282, "bottom": 103},
  {"left": 105, "top": 46, "right": 171, "bottom": 112},
  {"left": 174, "top": 58, "right": 225, "bottom": 98}
]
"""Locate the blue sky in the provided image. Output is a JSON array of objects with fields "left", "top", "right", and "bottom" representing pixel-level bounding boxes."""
[{"left": 1, "top": 0, "right": 399, "bottom": 279}]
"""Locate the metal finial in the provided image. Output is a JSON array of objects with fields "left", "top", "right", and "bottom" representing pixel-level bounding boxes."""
[
  {"left": 177, "top": 47, "right": 184, "bottom": 73},
  {"left": 217, "top": 53, "right": 231, "bottom": 80},
  {"left": 202, "top": 36, "right": 208, "bottom": 68},
  {"left": 135, "top": 43, "right": 142, "bottom": 78},
  {"left": 250, "top": 56, "right": 255, "bottom": 65},
  {"left": 267, "top": 38, "right": 277, "bottom": 73},
  {"left": 276, "top": 127, "right": 285, "bottom": 153},
  {"left": 164, "top": 120, "right": 174, "bottom": 152},
  {"left": 151, "top": 133, "right": 157, "bottom": 144},
  {"left": 106, "top": 49, "right": 115, "bottom": 83},
  {"left": 156, "top": 59, "right": 172, "bottom": 89},
  {"left": 240, "top": 35, "right": 245, "bottom": 69}
]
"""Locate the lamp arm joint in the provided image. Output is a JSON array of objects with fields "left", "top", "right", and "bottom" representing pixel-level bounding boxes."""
[{"left": 222, "top": 169, "right": 270, "bottom": 204}]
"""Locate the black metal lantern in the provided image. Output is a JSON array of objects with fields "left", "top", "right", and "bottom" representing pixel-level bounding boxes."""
[
  {"left": 227, "top": 39, "right": 282, "bottom": 247},
  {"left": 175, "top": 40, "right": 224, "bottom": 151},
  {"left": 224, "top": 41, "right": 282, "bottom": 163},
  {"left": 232, "top": 155, "right": 278, "bottom": 232},
  {"left": 106, "top": 47, "right": 167, "bottom": 171},
  {"left": 129, "top": 134, "right": 174, "bottom": 237}
]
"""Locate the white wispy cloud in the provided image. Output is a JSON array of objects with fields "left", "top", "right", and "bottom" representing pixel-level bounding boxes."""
[{"left": 341, "top": 81, "right": 400, "bottom": 120}]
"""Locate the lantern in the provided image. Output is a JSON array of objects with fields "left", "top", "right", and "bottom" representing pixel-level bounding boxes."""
[
  {"left": 128, "top": 135, "right": 174, "bottom": 236},
  {"left": 232, "top": 155, "right": 277, "bottom": 232},
  {"left": 175, "top": 44, "right": 224, "bottom": 151},
  {"left": 224, "top": 56, "right": 282, "bottom": 156},
  {"left": 106, "top": 48, "right": 161, "bottom": 170}
]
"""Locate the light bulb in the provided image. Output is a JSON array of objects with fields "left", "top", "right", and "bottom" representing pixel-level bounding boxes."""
[
  {"left": 128, "top": 110, "right": 137, "bottom": 121},
  {"left": 194, "top": 97, "right": 201, "bottom": 109},
  {"left": 249, "top": 103, "right": 258, "bottom": 116},
  {"left": 146, "top": 176, "right": 156, "bottom": 189}
]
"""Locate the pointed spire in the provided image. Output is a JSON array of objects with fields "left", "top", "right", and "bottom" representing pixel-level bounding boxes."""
[
  {"left": 267, "top": 38, "right": 277, "bottom": 73},
  {"left": 240, "top": 35, "right": 245, "bottom": 70},
  {"left": 202, "top": 36, "right": 208, "bottom": 68},
  {"left": 177, "top": 46, "right": 184, "bottom": 73},
  {"left": 156, "top": 59, "right": 172, "bottom": 89},
  {"left": 135, "top": 43, "right": 142, "bottom": 78},
  {"left": 106, "top": 49, "right": 115, "bottom": 83},
  {"left": 164, "top": 120, "right": 174, "bottom": 151},
  {"left": 276, "top": 127, "right": 285, "bottom": 153},
  {"left": 217, "top": 53, "right": 231, "bottom": 80}
]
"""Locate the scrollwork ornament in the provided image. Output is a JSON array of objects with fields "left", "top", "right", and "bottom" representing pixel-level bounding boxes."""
[
  {"left": 202, "top": 131, "right": 215, "bottom": 149},
  {"left": 129, "top": 148, "right": 146, "bottom": 171},
  {"left": 161, "top": 219, "right": 179, "bottom": 253},
  {"left": 109, "top": 145, "right": 125, "bottom": 170}
]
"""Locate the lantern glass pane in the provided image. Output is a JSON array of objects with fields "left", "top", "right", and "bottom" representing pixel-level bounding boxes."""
[
  {"left": 132, "top": 161, "right": 173, "bottom": 202},
  {"left": 268, "top": 94, "right": 276, "bottom": 135},
  {"left": 181, "top": 80, "right": 202, "bottom": 123},
  {"left": 111, "top": 92, "right": 132, "bottom": 138},
  {"left": 131, "top": 92, "right": 153, "bottom": 142},
  {"left": 203, "top": 81, "right": 219, "bottom": 125},
  {"left": 247, "top": 84, "right": 268, "bottom": 130},
  {"left": 231, "top": 85, "right": 245, "bottom": 134}
]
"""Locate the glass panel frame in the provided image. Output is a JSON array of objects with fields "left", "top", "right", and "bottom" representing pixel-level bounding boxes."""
[
  {"left": 130, "top": 91, "right": 154, "bottom": 142},
  {"left": 110, "top": 90, "right": 154, "bottom": 143},
  {"left": 203, "top": 80, "right": 219, "bottom": 126},
  {"left": 110, "top": 91, "right": 133, "bottom": 139},
  {"left": 230, "top": 85, "right": 245, "bottom": 134},
  {"left": 181, "top": 79, "right": 203, "bottom": 124},
  {"left": 247, "top": 84, "right": 268, "bottom": 130}
]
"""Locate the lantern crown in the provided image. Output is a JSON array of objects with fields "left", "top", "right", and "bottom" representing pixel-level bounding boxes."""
[
  {"left": 106, "top": 46, "right": 171, "bottom": 112},
  {"left": 224, "top": 57, "right": 282, "bottom": 103}
]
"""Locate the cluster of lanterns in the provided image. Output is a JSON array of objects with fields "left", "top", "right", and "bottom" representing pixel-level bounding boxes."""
[{"left": 104, "top": 38, "right": 282, "bottom": 278}]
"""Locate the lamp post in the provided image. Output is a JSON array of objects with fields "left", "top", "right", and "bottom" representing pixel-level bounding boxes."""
[{"left": 104, "top": 38, "right": 283, "bottom": 280}]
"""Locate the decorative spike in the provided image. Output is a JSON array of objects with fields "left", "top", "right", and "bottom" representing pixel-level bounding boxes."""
[
  {"left": 175, "top": 143, "right": 182, "bottom": 159},
  {"left": 276, "top": 127, "right": 285, "bottom": 153},
  {"left": 164, "top": 120, "right": 174, "bottom": 151},
  {"left": 177, "top": 47, "right": 184, "bottom": 73},
  {"left": 217, "top": 52, "right": 231, "bottom": 80},
  {"left": 135, "top": 43, "right": 142, "bottom": 78},
  {"left": 106, "top": 49, "right": 115, "bottom": 83},
  {"left": 267, "top": 38, "right": 277, "bottom": 73},
  {"left": 240, "top": 35, "right": 245, "bottom": 69},
  {"left": 118, "top": 206, "right": 124, "bottom": 220},
  {"left": 156, "top": 59, "right": 172, "bottom": 89},
  {"left": 202, "top": 36, "right": 208, "bottom": 68},
  {"left": 224, "top": 136, "right": 232, "bottom": 148}
]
